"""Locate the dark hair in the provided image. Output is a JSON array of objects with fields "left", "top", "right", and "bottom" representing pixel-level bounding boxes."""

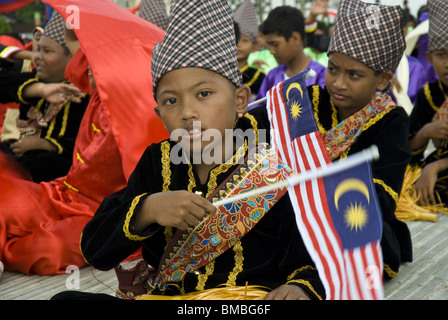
[
  {"left": 234, "top": 20, "right": 241, "bottom": 44},
  {"left": 261, "top": 6, "right": 305, "bottom": 41}
]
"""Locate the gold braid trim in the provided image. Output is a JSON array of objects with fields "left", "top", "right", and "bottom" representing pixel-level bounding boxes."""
[
  {"left": 226, "top": 241, "right": 244, "bottom": 286},
  {"left": 44, "top": 117, "right": 63, "bottom": 154},
  {"left": 286, "top": 279, "right": 323, "bottom": 300},
  {"left": 123, "top": 193, "right": 150, "bottom": 241},
  {"left": 246, "top": 69, "right": 263, "bottom": 87},
  {"left": 383, "top": 263, "right": 397, "bottom": 279},
  {"left": 287, "top": 265, "right": 316, "bottom": 280},
  {"left": 17, "top": 75, "right": 39, "bottom": 104},
  {"left": 312, "top": 85, "right": 338, "bottom": 135},
  {"left": 161, "top": 140, "right": 174, "bottom": 247},
  {"left": 243, "top": 113, "right": 259, "bottom": 145},
  {"left": 240, "top": 64, "right": 263, "bottom": 88},
  {"left": 58, "top": 102, "right": 71, "bottom": 137},
  {"left": 424, "top": 83, "right": 439, "bottom": 113},
  {"left": 196, "top": 260, "right": 215, "bottom": 291},
  {"left": 161, "top": 141, "right": 172, "bottom": 192},
  {"left": 206, "top": 140, "right": 248, "bottom": 198},
  {"left": 373, "top": 178, "right": 399, "bottom": 205}
]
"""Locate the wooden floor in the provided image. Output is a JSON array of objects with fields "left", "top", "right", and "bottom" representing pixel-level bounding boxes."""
[{"left": 1, "top": 213, "right": 448, "bottom": 300}]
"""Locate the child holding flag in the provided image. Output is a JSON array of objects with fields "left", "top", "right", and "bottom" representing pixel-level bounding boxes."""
[
  {"left": 306, "top": 0, "right": 413, "bottom": 279},
  {"left": 77, "top": 0, "right": 325, "bottom": 300}
]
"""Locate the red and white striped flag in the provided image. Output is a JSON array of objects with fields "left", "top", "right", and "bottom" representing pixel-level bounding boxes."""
[{"left": 266, "top": 69, "right": 384, "bottom": 300}]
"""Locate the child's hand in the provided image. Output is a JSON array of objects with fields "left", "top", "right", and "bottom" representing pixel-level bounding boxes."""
[
  {"left": 10, "top": 136, "right": 57, "bottom": 157},
  {"left": 414, "top": 162, "right": 439, "bottom": 206},
  {"left": 134, "top": 190, "right": 218, "bottom": 231},
  {"left": 421, "top": 120, "right": 448, "bottom": 141},
  {"left": 41, "top": 83, "right": 83, "bottom": 104},
  {"left": 264, "top": 284, "right": 311, "bottom": 300}
]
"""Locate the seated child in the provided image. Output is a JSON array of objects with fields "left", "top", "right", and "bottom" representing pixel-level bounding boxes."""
[
  {"left": 234, "top": 0, "right": 265, "bottom": 98},
  {"left": 313, "top": 0, "right": 413, "bottom": 280},
  {"left": 255, "top": 0, "right": 413, "bottom": 280},
  {"left": 0, "top": 12, "right": 89, "bottom": 182},
  {"left": 251, "top": 5, "right": 327, "bottom": 110},
  {"left": 79, "top": 0, "right": 325, "bottom": 300},
  {"left": 408, "top": 0, "right": 448, "bottom": 206},
  {"left": 0, "top": 0, "right": 167, "bottom": 277}
]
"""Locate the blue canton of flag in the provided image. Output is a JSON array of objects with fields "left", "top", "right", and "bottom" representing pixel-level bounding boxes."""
[
  {"left": 267, "top": 69, "right": 384, "bottom": 300},
  {"left": 281, "top": 68, "right": 318, "bottom": 140},
  {"left": 323, "top": 160, "right": 383, "bottom": 250}
]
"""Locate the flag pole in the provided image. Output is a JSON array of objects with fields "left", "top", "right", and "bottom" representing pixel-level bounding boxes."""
[
  {"left": 212, "top": 145, "right": 379, "bottom": 208},
  {"left": 247, "top": 69, "right": 317, "bottom": 109}
]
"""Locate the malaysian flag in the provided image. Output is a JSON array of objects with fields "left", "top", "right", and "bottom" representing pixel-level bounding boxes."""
[{"left": 266, "top": 69, "right": 384, "bottom": 300}]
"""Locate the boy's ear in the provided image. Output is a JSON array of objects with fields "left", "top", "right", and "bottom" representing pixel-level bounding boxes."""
[
  {"left": 154, "top": 105, "right": 161, "bottom": 119},
  {"left": 235, "top": 84, "right": 251, "bottom": 117},
  {"left": 376, "top": 71, "right": 393, "bottom": 92},
  {"left": 290, "top": 31, "right": 303, "bottom": 45}
]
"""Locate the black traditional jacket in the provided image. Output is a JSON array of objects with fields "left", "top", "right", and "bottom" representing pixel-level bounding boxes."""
[{"left": 81, "top": 114, "right": 325, "bottom": 299}]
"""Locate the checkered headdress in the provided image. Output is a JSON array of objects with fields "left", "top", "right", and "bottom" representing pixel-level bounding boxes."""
[
  {"left": 234, "top": 0, "right": 259, "bottom": 44},
  {"left": 42, "top": 11, "right": 68, "bottom": 50},
  {"left": 138, "top": 0, "right": 169, "bottom": 31},
  {"left": 327, "top": 0, "right": 405, "bottom": 73},
  {"left": 428, "top": 0, "right": 448, "bottom": 51},
  {"left": 151, "top": 0, "right": 241, "bottom": 95}
]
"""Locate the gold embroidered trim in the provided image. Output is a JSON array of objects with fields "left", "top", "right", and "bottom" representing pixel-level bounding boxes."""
[
  {"left": 286, "top": 279, "right": 323, "bottom": 300},
  {"left": 161, "top": 141, "right": 172, "bottom": 192},
  {"left": 438, "top": 81, "right": 448, "bottom": 100},
  {"left": 59, "top": 102, "right": 71, "bottom": 137},
  {"left": 196, "top": 260, "right": 215, "bottom": 291},
  {"left": 424, "top": 83, "right": 439, "bottom": 113},
  {"left": 206, "top": 140, "right": 248, "bottom": 198},
  {"left": 45, "top": 117, "right": 63, "bottom": 154},
  {"left": 373, "top": 178, "right": 399, "bottom": 204},
  {"left": 240, "top": 64, "right": 249, "bottom": 73},
  {"left": 362, "top": 107, "right": 394, "bottom": 132},
  {"left": 246, "top": 69, "right": 263, "bottom": 87},
  {"left": 161, "top": 141, "right": 173, "bottom": 246},
  {"left": 383, "top": 263, "right": 397, "bottom": 278},
  {"left": 226, "top": 241, "right": 244, "bottom": 286},
  {"left": 287, "top": 265, "right": 316, "bottom": 280},
  {"left": 244, "top": 113, "right": 259, "bottom": 145},
  {"left": 17, "top": 76, "right": 39, "bottom": 104},
  {"left": 123, "top": 193, "right": 150, "bottom": 241},
  {"left": 312, "top": 85, "right": 338, "bottom": 135}
]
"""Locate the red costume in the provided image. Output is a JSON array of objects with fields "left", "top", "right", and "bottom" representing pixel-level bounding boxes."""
[{"left": 0, "top": 0, "right": 168, "bottom": 275}]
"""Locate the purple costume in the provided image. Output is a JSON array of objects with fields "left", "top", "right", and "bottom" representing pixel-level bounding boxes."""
[{"left": 250, "top": 60, "right": 327, "bottom": 110}]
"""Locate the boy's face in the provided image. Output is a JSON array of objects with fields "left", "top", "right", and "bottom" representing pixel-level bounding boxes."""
[
  {"left": 32, "top": 31, "right": 42, "bottom": 52},
  {"left": 155, "top": 67, "right": 250, "bottom": 158},
  {"left": 237, "top": 35, "right": 255, "bottom": 62},
  {"left": 264, "top": 32, "right": 301, "bottom": 65},
  {"left": 34, "top": 36, "right": 71, "bottom": 83},
  {"left": 326, "top": 52, "right": 391, "bottom": 117},
  {"left": 427, "top": 49, "right": 448, "bottom": 89}
]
